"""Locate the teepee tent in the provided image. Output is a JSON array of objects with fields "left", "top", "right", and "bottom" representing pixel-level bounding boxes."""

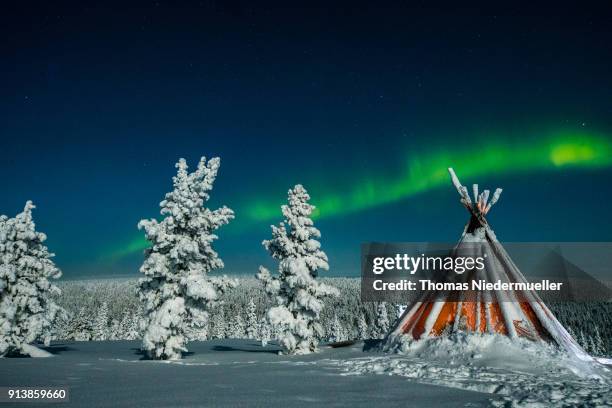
[{"left": 386, "top": 168, "right": 592, "bottom": 361}]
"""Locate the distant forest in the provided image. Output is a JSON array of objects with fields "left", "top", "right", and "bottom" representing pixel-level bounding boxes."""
[{"left": 51, "top": 278, "right": 611, "bottom": 357}]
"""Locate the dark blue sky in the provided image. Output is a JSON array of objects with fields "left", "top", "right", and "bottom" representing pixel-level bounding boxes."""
[{"left": 1, "top": 2, "right": 612, "bottom": 278}]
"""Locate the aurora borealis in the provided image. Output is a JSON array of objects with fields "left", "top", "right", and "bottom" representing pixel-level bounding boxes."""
[
  {"left": 244, "top": 131, "right": 612, "bottom": 223},
  {"left": 105, "top": 129, "right": 612, "bottom": 263},
  {"left": 2, "top": 4, "right": 612, "bottom": 277}
]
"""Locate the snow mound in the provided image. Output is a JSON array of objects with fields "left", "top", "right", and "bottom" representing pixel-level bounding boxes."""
[
  {"left": 20, "top": 344, "right": 53, "bottom": 358},
  {"left": 335, "top": 333, "right": 612, "bottom": 407}
]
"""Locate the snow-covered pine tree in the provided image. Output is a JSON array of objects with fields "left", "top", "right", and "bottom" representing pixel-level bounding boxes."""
[
  {"left": 566, "top": 326, "right": 577, "bottom": 343},
  {"left": 256, "top": 185, "right": 339, "bottom": 355},
  {"left": 232, "top": 313, "right": 246, "bottom": 338},
  {"left": 116, "top": 313, "right": 130, "bottom": 340},
  {"left": 330, "top": 313, "right": 345, "bottom": 342},
  {"left": 202, "top": 319, "right": 210, "bottom": 341},
  {"left": 138, "top": 157, "right": 235, "bottom": 360},
  {"left": 588, "top": 335, "right": 599, "bottom": 357},
  {"left": 0, "top": 202, "right": 64, "bottom": 357},
  {"left": 109, "top": 318, "right": 121, "bottom": 340},
  {"left": 577, "top": 330, "right": 590, "bottom": 353},
  {"left": 51, "top": 310, "right": 71, "bottom": 341},
  {"left": 126, "top": 313, "right": 141, "bottom": 340},
  {"left": 593, "top": 326, "right": 605, "bottom": 357},
  {"left": 375, "top": 302, "right": 390, "bottom": 339},
  {"left": 93, "top": 302, "right": 109, "bottom": 341},
  {"left": 259, "top": 320, "right": 271, "bottom": 347},
  {"left": 67, "top": 307, "right": 92, "bottom": 341},
  {"left": 245, "top": 298, "right": 258, "bottom": 339},
  {"left": 357, "top": 312, "right": 368, "bottom": 340},
  {"left": 210, "top": 306, "right": 226, "bottom": 339}
]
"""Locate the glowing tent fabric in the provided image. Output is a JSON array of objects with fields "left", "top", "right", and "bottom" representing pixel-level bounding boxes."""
[{"left": 385, "top": 169, "right": 592, "bottom": 361}]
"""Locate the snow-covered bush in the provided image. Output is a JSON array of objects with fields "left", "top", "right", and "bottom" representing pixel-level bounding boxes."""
[
  {"left": 257, "top": 185, "right": 339, "bottom": 354},
  {"left": 138, "top": 157, "right": 235, "bottom": 360},
  {"left": 0, "top": 202, "right": 64, "bottom": 357}
]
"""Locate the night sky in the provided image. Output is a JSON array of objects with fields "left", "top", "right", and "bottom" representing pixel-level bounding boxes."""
[{"left": 2, "top": 3, "right": 612, "bottom": 278}]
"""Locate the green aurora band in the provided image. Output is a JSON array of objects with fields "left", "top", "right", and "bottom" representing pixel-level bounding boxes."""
[
  {"left": 106, "top": 130, "right": 612, "bottom": 261},
  {"left": 247, "top": 131, "right": 612, "bottom": 221}
]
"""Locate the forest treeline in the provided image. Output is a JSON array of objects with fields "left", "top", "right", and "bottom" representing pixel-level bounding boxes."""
[{"left": 51, "top": 278, "right": 611, "bottom": 357}]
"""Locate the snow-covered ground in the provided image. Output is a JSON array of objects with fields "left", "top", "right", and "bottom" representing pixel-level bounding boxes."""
[
  {"left": 0, "top": 339, "right": 494, "bottom": 407},
  {"left": 1, "top": 337, "right": 611, "bottom": 407},
  {"left": 336, "top": 334, "right": 612, "bottom": 407}
]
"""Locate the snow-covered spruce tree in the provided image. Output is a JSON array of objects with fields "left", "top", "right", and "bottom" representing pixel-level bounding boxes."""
[
  {"left": 210, "top": 306, "right": 226, "bottom": 339},
  {"left": 357, "top": 313, "right": 368, "bottom": 340},
  {"left": 329, "top": 313, "right": 345, "bottom": 342},
  {"left": 259, "top": 320, "right": 271, "bottom": 347},
  {"left": 138, "top": 157, "right": 235, "bottom": 360},
  {"left": 66, "top": 307, "right": 92, "bottom": 341},
  {"left": 116, "top": 311, "right": 140, "bottom": 340},
  {"left": 109, "top": 318, "right": 121, "bottom": 341},
  {"left": 232, "top": 313, "right": 246, "bottom": 339},
  {"left": 245, "top": 298, "right": 258, "bottom": 339},
  {"left": 51, "top": 311, "right": 71, "bottom": 341},
  {"left": 593, "top": 327, "right": 605, "bottom": 357},
  {"left": 256, "top": 185, "right": 339, "bottom": 355},
  {"left": 200, "top": 320, "right": 210, "bottom": 341},
  {"left": 0, "top": 202, "right": 64, "bottom": 357},
  {"left": 577, "top": 330, "right": 588, "bottom": 352},
  {"left": 375, "top": 302, "right": 390, "bottom": 339},
  {"left": 93, "top": 302, "right": 109, "bottom": 341}
]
